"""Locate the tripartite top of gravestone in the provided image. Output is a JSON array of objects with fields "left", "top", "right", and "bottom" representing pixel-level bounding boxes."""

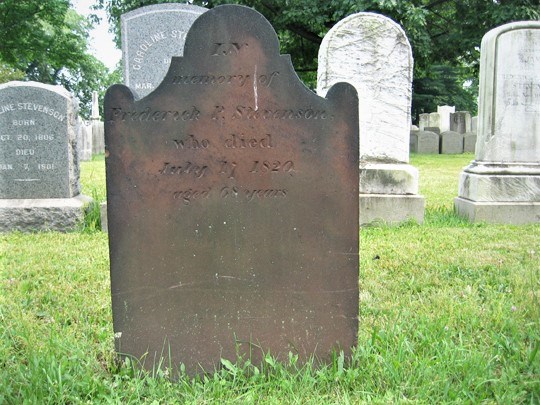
[
  {"left": 106, "top": 5, "right": 359, "bottom": 376},
  {"left": 0, "top": 81, "right": 79, "bottom": 199},
  {"left": 317, "top": 12, "right": 412, "bottom": 163},
  {"left": 476, "top": 21, "right": 540, "bottom": 163},
  {"left": 121, "top": 3, "right": 207, "bottom": 99}
]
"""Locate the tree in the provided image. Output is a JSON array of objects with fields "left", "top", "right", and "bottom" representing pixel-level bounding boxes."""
[
  {"left": 0, "top": 0, "right": 111, "bottom": 118},
  {"left": 95, "top": 0, "right": 540, "bottom": 120}
]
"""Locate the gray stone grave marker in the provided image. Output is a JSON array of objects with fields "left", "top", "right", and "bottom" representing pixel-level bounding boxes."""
[
  {"left": 450, "top": 111, "right": 471, "bottom": 134},
  {"left": 463, "top": 132, "right": 477, "bottom": 153},
  {"left": 440, "top": 130, "right": 464, "bottom": 154},
  {"left": 412, "top": 130, "right": 439, "bottom": 154},
  {"left": 0, "top": 81, "right": 92, "bottom": 231},
  {"left": 105, "top": 5, "right": 359, "bottom": 375},
  {"left": 121, "top": 3, "right": 207, "bottom": 99}
]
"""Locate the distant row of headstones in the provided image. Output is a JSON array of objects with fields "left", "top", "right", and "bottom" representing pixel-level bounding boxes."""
[
  {"left": 411, "top": 107, "right": 478, "bottom": 154},
  {"left": 0, "top": 4, "right": 538, "bottom": 233}
]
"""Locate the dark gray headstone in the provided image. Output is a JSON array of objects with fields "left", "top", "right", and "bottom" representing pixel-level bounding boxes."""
[
  {"left": 440, "top": 130, "right": 464, "bottom": 154},
  {"left": 412, "top": 130, "right": 439, "bottom": 154},
  {"left": 463, "top": 132, "right": 477, "bottom": 153},
  {"left": 106, "top": 5, "right": 359, "bottom": 376},
  {"left": 0, "top": 81, "right": 79, "bottom": 199},
  {"left": 121, "top": 3, "right": 207, "bottom": 99},
  {"left": 424, "top": 126, "right": 440, "bottom": 134},
  {"left": 450, "top": 111, "right": 471, "bottom": 134}
]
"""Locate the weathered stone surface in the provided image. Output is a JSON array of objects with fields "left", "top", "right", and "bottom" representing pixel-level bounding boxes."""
[
  {"left": 317, "top": 12, "right": 424, "bottom": 225},
  {"left": 0, "top": 81, "right": 79, "bottom": 199},
  {"left": 450, "top": 111, "right": 471, "bottom": 134},
  {"left": 360, "top": 194, "right": 424, "bottom": 225},
  {"left": 419, "top": 113, "right": 430, "bottom": 131},
  {"left": 428, "top": 112, "right": 441, "bottom": 132},
  {"left": 475, "top": 22, "right": 540, "bottom": 163},
  {"left": 317, "top": 12, "right": 412, "bottom": 163},
  {"left": 411, "top": 130, "right": 439, "bottom": 154},
  {"left": 106, "top": 5, "right": 359, "bottom": 375},
  {"left": 0, "top": 81, "right": 92, "bottom": 232},
  {"left": 471, "top": 116, "right": 478, "bottom": 133},
  {"left": 456, "top": 21, "right": 540, "bottom": 224},
  {"left": 454, "top": 198, "right": 540, "bottom": 224},
  {"left": 0, "top": 195, "right": 92, "bottom": 232},
  {"left": 463, "top": 132, "right": 477, "bottom": 153},
  {"left": 437, "top": 105, "right": 455, "bottom": 132},
  {"left": 440, "top": 130, "right": 464, "bottom": 154},
  {"left": 121, "top": 3, "right": 207, "bottom": 99},
  {"left": 459, "top": 170, "right": 540, "bottom": 202},
  {"left": 360, "top": 163, "right": 418, "bottom": 194},
  {"left": 424, "top": 126, "right": 440, "bottom": 134}
]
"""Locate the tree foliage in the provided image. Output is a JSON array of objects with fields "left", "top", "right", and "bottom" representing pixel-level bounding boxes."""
[
  {"left": 96, "top": 0, "right": 540, "bottom": 120},
  {"left": 0, "top": 0, "right": 110, "bottom": 117}
]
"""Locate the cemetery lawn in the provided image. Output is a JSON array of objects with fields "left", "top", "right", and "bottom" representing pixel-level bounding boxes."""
[{"left": 1, "top": 153, "right": 538, "bottom": 403}]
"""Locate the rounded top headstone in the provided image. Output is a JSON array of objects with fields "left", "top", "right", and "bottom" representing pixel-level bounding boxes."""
[
  {"left": 476, "top": 20, "right": 540, "bottom": 163},
  {"left": 317, "top": 12, "right": 413, "bottom": 164},
  {"left": 183, "top": 5, "right": 280, "bottom": 62},
  {"left": 0, "top": 81, "right": 73, "bottom": 101}
]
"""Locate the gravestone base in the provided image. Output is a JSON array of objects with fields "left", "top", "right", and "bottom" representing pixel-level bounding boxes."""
[
  {"left": 360, "top": 163, "right": 419, "bottom": 194},
  {"left": 458, "top": 172, "right": 540, "bottom": 202},
  {"left": 360, "top": 194, "right": 425, "bottom": 226},
  {"left": 455, "top": 164, "right": 540, "bottom": 224},
  {"left": 0, "top": 194, "right": 93, "bottom": 232},
  {"left": 454, "top": 198, "right": 540, "bottom": 224}
]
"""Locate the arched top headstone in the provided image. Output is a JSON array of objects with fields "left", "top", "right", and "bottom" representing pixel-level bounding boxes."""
[
  {"left": 476, "top": 20, "right": 540, "bottom": 164},
  {"left": 317, "top": 12, "right": 413, "bottom": 163},
  {"left": 105, "top": 5, "right": 359, "bottom": 376}
]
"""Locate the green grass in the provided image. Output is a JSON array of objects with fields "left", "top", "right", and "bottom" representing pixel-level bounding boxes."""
[{"left": 1, "top": 153, "right": 539, "bottom": 403}]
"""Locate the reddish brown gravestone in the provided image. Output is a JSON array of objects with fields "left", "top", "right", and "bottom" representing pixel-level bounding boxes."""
[{"left": 105, "top": 4, "right": 359, "bottom": 375}]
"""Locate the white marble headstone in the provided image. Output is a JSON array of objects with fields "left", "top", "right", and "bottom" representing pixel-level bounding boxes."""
[
  {"left": 437, "top": 105, "right": 455, "bottom": 132},
  {"left": 455, "top": 21, "right": 540, "bottom": 224},
  {"left": 317, "top": 12, "right": 413, "bottom": 163},
  {"left": 476, "top": 22, "right": 540, "bottom": 163}
]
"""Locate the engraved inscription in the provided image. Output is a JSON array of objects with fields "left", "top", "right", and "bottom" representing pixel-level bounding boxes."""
[
  {"left": 224, "top": 133, "right": 274, "bottom": 149},
  {"left": 219, "top": 186, "right": 288, "bottom": 202},
  {"left": 249, "top": 160, "right": 294, "bottom": 175},
  {"left": 172, "top": 71, "right": 278, "bottom": 87},
  {"left": 159, "top": 162, "right": 208, "bottom": 178},
  {"left": 173, "top": 188, "right": 211, "bottom": 205},
  {"left": 218, "top": 160, "right": 237, "bottom": 179},
  {"left": 232, "top": 106, "right": 328, "bottom": 120},
  {"left": 211, "top": 42, "right": 249, "bottom": 55},
  {"left": 131, "top": 29, "right": 189, "bottom": 70},
  {"left": 173, "top": 134, "right": 210, "bottom": 149},
  {"left": 111, "top": 106, "right": 200, "bottom": 121},
  {"left": 0, "top": 102, "right": 65, "bottom": 121}
]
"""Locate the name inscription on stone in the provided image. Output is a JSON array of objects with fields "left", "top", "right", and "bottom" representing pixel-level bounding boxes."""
[
  {"left": 121, "top": 4, "right": 207, "bottom": 98},
  {"left": 106, "top": 5, "right": 359, "bottom": 376}
]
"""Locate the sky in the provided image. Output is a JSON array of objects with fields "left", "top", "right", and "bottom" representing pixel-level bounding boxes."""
[{"left": 71, "top": 0, "right": 122, "bottom": 71}]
